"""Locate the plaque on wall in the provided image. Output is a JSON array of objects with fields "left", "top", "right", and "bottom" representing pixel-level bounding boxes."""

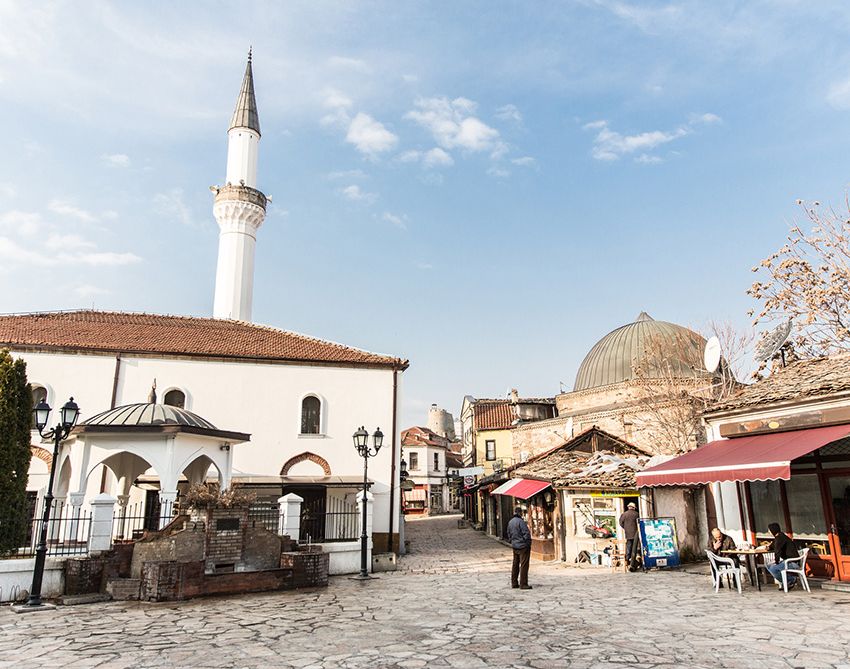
[{"left": 216, "top": 517, "right": 240, "bottom": 531}]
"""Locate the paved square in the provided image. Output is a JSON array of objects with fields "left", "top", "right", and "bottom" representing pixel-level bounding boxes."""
[{"left": 1, "top": 515, "right": 849, "bottom": 669}]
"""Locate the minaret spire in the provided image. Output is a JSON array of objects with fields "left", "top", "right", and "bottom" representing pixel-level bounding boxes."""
[
  {"left": 229, "top": 48, "right": 260, "bottom": 136},
  {"left": 212, "top": 51, "right": 268, "bottom": 322}
]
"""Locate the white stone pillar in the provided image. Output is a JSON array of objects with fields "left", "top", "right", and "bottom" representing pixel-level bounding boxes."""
[
  {"left": 66, "top": 492, "right": 85, "bottom": 543},
  {"left": 158, "top": 491, "right": 178, "bottom": 529},
  {"left": 89, "top": 493, "right": 117, "bottom": 553},
  {"left": 357, "top": 490, "right": 374, "bottom": 567},
  {"left": 279, "top": 493, "right": 303, "bottom": 539},
  {"left": 115, "top": 495, "right": 130, "bottom": 541}
]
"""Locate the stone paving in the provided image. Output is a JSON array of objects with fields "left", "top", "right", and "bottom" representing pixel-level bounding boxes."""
[{"left": 2, "top": 514, "right": 850, "bottom": 669}]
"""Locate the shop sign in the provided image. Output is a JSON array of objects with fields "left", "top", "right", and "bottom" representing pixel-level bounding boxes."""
[
  {"left": 590, "top": 490, "right": 638, "bottom": 497},
  {"left": 463, "top": 475, "right": 475, "bottom": 487},
  {"left": 638, "top": 517, "right": 680, "bottom": 569},
  {"left": 451, "top": 466, "right": 484, "bottom": 477}
]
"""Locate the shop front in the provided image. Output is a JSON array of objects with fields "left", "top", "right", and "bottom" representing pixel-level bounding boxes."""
[
  {"left": 492, "top": 478, "right": 555, "bottom": 559},
  {"left": 638, "top": 423, "right": 850, "bottom": 582}
]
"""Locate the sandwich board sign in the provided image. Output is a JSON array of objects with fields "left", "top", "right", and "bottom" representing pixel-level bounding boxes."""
[{"left": 638, "top": 517, "right": 680, "bottom": 569}]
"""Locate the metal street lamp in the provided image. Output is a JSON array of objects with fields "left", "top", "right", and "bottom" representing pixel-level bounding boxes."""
[
  {"left": 25, "top": 397, "right": 79, "bottom": 608},
  {"left": 352, "top": 426, "right": 383, "bottom": 579}
]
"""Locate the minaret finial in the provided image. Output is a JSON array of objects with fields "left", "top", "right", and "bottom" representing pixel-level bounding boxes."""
[{"left": 248, "top": 46, "right": 252, "bottom": 63}]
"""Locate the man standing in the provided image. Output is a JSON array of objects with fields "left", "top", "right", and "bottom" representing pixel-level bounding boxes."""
[
  {"left": 619, "top": 502, "right": 640, "bottom": 572},
  {"left": 506, "top": 506, "right": 532, "bottom": 589}
]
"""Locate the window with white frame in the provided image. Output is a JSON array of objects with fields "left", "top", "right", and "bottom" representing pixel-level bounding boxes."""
[
  {"left": 300, "top": 396, "right": 321, "bottom": 434},
  {"left": 409, "top": 452, "right": 419, "bottom": 470},
  {"left": 30, "top": 385, "right": 47, "bottom": 429},
  {"left": 433, "top": 453, "right": 440, "bottom": 471},
  {"left": 485, "top": 440, "right": 496, "bottom": 461}
]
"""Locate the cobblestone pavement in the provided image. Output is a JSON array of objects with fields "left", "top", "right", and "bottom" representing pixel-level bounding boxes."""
[{"left": 2, "top": 515, "right": 850, "bottom": 669}]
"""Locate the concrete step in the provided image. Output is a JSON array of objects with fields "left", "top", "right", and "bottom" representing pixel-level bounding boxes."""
[
  {"left": 57, "top": 593, "right": 112, "bottom": 606},
  {"left": 820, "top": 581, "right": 850, "bottom": 593}
]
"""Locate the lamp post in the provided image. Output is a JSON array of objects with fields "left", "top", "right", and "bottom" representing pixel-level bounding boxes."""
[
  {"left": 352, "top": 425, "right": 383, "bottom": 579},
  {"left": 25, "top": 397, "right": 80, "bottom": 608}
]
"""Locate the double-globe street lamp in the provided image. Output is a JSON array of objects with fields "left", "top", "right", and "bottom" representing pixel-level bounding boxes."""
[
  {"left": 25, "top": 396, "right": 80, "bottom": 608},
  {"left": 352, "top": 426, "right": 383, "bottom": 579}
]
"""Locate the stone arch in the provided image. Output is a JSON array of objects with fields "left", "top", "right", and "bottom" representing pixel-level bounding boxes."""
[
  {"left": 31, "top": 446, "right": 53, "bottom": 468},
  {"left": 280, "top": 451, "right": 331, "bottom": 476}
]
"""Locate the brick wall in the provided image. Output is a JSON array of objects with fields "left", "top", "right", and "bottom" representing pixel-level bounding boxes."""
[
  {"left": 64, "top": 544, "right": 135, "bottom": 596},
  {"left": 280, "top": 551, "right": 330, "bottom": 588},
  {"left": 130, "top": 524, "right": 205, "bottom": 579}
]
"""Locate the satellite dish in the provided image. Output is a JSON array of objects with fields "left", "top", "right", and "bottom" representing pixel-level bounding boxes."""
[
  {"left": 703, "top": 336, "right": 721, "bottom": 373},
  {"left": 755, "top": 320, "right": 793, "bottom": 363}
]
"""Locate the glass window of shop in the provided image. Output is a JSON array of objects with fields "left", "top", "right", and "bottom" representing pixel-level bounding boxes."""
[
  {"left": 749, "top": 480, "right": 781, "bottom": 537},
  {"left": 787, "top": 474, "right": 830, "bottom": 554}
]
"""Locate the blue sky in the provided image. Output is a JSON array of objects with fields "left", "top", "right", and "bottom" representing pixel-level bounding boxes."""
[{"left": 2, "top": 1, "right": 850, "bottom": 427}]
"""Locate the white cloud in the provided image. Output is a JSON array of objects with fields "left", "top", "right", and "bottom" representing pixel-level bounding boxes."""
[
  {"left": 397, "top": 147, "right": 454, "bottom": 169},
  {"left": 154, "top": 188, "right": 197, "bottom": 228},
  {"left": 382, "top": 212, "right": 408, "bottom": 230},
  {"left": 0, "top": 182, "right": 16, "bottom": 199},
  {"left": 0, "top": 210, "right": 41, "bottom": 236},
  {"left": 320, "top": 88, "right": 353, "bottom": 128},
  {"left": 339, "top": 184, "right": 377, "bottom": 204},
  {"left": 346, "top": 112, "right": 398, "bottom": 157},
  {"left": 827, "top": 78, "right": 850, "bottom": 109},
  {"left": 327, "top": 169, "right": 368, "bottom": 180},
  {"left": 405, "top": 97, "right": 502, "bottom": 153},
  {"left": 635, "top": 154, "right": 663, "bottom": 164},
  {"left": 402, "top": 74, "right": 419, "bottom": 84},
  {"left": 45, "top": 232, "right": 96, "bottom": 251},
  {"left": 495, "top": 104, "right": 523, "bottom": 124},
  {"left": 0, "top": 231, "right": 140, "bottom": 268},
  {"left": 48, "top": 199, "right": 97, "bottom": 222},
  {"left": 415, "top": 261, "right": 433, "bottom": 270},
  {"left": 73, "top": 283, "right": 111, "bottom": 298},
  {"left": 584, "top": 114, "right": 720, "bottom": 162},
  {"left": 487, "top": 166, "right": 510, "bottom": 178},
  {"left": 328, "top": 56, "right": 371, "bottom": 73},
  {"left": 101, "top": 153, "right": 130, "bottom": 168},
  {"left": 511, "top": 156, "right": 537, "bottom": 167}
]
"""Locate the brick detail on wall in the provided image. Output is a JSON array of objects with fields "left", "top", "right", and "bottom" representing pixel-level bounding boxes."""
[{"left": 280, "top": 451, "right": 332, "bottom": 476}]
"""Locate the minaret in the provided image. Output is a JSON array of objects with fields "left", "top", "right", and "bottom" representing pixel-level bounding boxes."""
[{"left": 212, "top": 50, "right": 268, "bottom": 321}]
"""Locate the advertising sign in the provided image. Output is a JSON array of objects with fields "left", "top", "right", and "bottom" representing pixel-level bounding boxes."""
[
  {"left": 450, "top": 466, "right": 485, "bottom": 477},
  {"left": 638, "top": 517, "right": 680, "bottom": 569},
  {"left": 463, "top": 475, "right": 475, "bottom": 487}
]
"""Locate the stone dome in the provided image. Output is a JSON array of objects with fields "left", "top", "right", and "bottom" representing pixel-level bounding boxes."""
[
  {"left": 80, "top": 403, "right": 217, "bottom": 430},
  {"left": 573, "top": 312, "right": 708, "bottom": 392}
]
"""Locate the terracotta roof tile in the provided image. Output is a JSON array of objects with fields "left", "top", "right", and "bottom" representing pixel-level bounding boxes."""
[
  {"left": 516, "top": 450, "right": 647, "bottom": 489},
  {"left": 708, "top": 354, "right": 850, "bottom": 413},
  {"left": 401, "top": 426, "right": 451, "bottom": 448},
  {"left": 473, "top": 401, "right": 516, "bottom": 430},
  {"left": 0, "top": 310, "right": 408, "bottom": 368}
]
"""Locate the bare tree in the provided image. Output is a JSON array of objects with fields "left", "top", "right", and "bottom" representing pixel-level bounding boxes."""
[
  {"left": 748, "top": 198, "right": 850, "bottom": 356},
  {"left": 629, "top": 324, "right": 751, "bottom": 455}
]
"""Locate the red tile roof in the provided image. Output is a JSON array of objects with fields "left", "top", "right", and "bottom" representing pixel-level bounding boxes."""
[
  {"left": 0, "top": 310, "right": 408, "bottom": 369},
  {"left": 473, "top": 401, "right": 516, "bottom": 430},
  {"left": 402, "top": 426, "right": 450, "bottom": 448}
]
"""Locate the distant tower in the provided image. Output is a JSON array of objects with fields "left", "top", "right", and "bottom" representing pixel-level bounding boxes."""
[
  {"left": 427, "top": 404, "right": 456, "bottom": 440},
  {"left": 212, "top": 50, "right": 268, "bottom": 322}
]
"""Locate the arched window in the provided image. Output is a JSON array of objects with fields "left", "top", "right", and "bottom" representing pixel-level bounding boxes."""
[
  {"left": 163, "top": 389, "right": 186, "bottom": 409},
  {"left": 300, "top": 396, "right": 321, "bottom": 435},
  {"left": 31, "top": 385, "right": 47, "bottom": 429}
]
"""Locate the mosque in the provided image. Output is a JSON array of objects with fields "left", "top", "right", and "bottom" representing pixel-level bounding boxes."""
[{"left": 1, "top": 53, "right": 408, "bottom": 558}]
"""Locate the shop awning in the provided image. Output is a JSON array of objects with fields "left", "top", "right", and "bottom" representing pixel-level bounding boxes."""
[
  {"left": 403, "top": 488, "right": 427, "bottom": 501},
  {"left": 492, "top": 478, "right": 551, "bottom": 499},
  {"left": 636, "top": 424, "right": 850, "bottom": 487}
]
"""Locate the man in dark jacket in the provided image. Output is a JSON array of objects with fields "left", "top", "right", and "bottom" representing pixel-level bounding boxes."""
[
  {"left": 765, "top": 522, "right": 800, "bottom": 589},
  {"left": 618, "top": 502, "right": 640, "bottom": 571},
  {"left": 506, "top": 506, "right": 532, "bottom": 589},
  {"left": 708, "top": 527, "right": 738, "bottom": 588}
]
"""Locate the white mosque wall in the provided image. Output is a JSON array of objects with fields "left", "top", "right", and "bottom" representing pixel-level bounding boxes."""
[{"left": 17, "top": 348, "right": 402, "bottom": 535}]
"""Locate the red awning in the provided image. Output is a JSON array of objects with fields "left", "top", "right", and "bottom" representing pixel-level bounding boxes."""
[
  {"left": 493, "top": 478, "right": 551, "bottom": 500},
  {"left": 636, "top": 424, "right": 850, "bottom": 487}
]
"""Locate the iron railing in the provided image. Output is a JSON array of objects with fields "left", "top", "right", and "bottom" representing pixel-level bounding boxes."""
[
  {"left": 112, "top": 499, "right": 175, "bottom": 541},
  {"left": 247, "top": 498, "right": 361, "bottom": 543},
  {"left": 0, "top": 499, "right": 91, "bottom": 559}
]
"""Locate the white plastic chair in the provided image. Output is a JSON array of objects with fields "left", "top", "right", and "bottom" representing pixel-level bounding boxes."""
[
  {"left": 780, "top": 547, "right": 811, "bottom": 593},
  {"left": 706, "top": 550, "right": 742, "bottom": 594}
]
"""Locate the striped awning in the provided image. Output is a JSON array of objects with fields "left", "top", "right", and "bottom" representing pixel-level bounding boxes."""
[{"left": 404, "top": 488, "right": 427, "bottom": 501}]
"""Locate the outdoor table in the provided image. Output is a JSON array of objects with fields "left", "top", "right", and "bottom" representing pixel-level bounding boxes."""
[{"left": 721, "top": 548, "right": 771, "bottom": 591}]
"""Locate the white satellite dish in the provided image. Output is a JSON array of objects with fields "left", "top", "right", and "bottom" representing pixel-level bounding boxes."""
[
  {"left": 755, "top": 320, "right": 793, "bottom": 364},
  {"left": 703, "top": 336, "right": 721, "bottom": 373}
]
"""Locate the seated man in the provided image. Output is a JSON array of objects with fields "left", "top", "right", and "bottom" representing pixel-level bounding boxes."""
[
  {"left": 708, "top": 527, "right": 737, "bottom": 587},
  {"left": 764, "top": 522, "right": 799, "bottom": 590}
]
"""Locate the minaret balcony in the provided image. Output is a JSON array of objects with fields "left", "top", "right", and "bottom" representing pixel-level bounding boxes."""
[{"left": 212, "top": 184, "right": 267, "bottom": 211}]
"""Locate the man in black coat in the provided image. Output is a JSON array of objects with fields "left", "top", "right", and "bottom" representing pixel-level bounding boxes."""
[
  {"left": 765, "top": 522, "right": 800, "bottom": 589},
  {"left": 506, "top": 506, "right": 532, "bottom": 589}
]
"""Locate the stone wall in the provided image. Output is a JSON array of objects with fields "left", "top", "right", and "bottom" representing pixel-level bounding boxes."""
[
  {"left": 280, "top": 550, "right": 330, "bottom": 589},
  {"left": 130, "top": 523, "right": 205, "bottom": 579},
  {"left": 64, "top": 544, "right": 134, "bottom": 596}
]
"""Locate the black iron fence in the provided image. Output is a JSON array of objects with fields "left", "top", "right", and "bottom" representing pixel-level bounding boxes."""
[
  {"left": 247, "top": 498, "right": 360, "bottom": 544},
  {"left": 0, "top": 499, "right": 91, "bottom": 559},
  {"left": 112, "top": 499, "right": 175, "bottom": 541}
]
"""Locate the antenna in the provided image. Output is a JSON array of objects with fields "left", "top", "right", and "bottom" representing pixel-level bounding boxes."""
[
  {"left": 703, "top": 336, "right": 721, "bottom": 373},
  {"left": 755, "top": 320, "right": 793, "bottom": 367}
]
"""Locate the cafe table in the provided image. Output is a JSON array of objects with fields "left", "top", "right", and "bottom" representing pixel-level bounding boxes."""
[{"left": 721, "top": 548, "right": 771, "bottom": 591}]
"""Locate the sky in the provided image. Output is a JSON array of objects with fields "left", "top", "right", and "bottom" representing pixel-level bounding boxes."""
[{"left": 2, "top": 1, "right": 850, "bottom": 428}]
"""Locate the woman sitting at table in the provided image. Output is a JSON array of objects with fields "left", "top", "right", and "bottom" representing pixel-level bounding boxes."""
[{"left": 708, "top": 527, "right": 738, "bottom": 587}]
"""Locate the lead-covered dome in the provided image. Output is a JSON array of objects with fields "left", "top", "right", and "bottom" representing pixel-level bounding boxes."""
[
  {"left": 80, "top": 403, "right": 217, "bottom": 430},
  {"left": 573, "top": 312, "right": 707, "bottom": 392}
]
